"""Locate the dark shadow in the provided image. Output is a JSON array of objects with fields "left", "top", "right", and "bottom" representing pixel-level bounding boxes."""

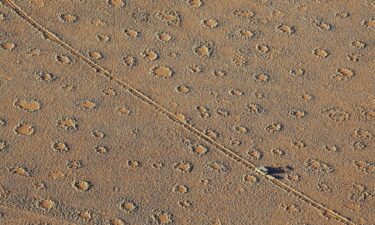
[{"left": 264, "top": 166, "right": 293, "bottom": 178}]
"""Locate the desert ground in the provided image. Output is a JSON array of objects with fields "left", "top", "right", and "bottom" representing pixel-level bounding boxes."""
[{"left": 0, "top": 0, "right": 374, "bottom": 224}]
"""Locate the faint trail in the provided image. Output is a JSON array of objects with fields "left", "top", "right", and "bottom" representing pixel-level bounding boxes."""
[
  {"left": 1, "top": 0, "right": 356, "bottom": 224},
  {"left": 0, "top": 186, "right": 109, "bottom": 224},
  {"left": 0, "top": 204, "right": 66, "bottom": 224}
]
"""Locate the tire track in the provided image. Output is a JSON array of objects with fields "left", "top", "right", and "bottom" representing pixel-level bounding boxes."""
[{"left": 1, "top": 0, "right": 356, "bottom": 224}]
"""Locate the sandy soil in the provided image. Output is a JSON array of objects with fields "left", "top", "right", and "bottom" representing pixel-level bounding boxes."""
[{"left": 0, "top": 0, "right": 374, "bottom": 224}]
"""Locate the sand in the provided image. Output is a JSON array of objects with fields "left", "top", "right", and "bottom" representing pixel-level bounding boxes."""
[{"left": 0, "top": 0, "right": 374, "bottom": 224}]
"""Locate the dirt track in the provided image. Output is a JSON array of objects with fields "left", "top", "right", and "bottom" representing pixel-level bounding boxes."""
[{"left": 0, "top": 0, "right": 374, "bottom": 224}]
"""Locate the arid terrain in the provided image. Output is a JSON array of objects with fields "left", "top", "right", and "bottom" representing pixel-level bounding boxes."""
[{"left": 0, "top": 0, "right": 374, "bottom": 224}]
